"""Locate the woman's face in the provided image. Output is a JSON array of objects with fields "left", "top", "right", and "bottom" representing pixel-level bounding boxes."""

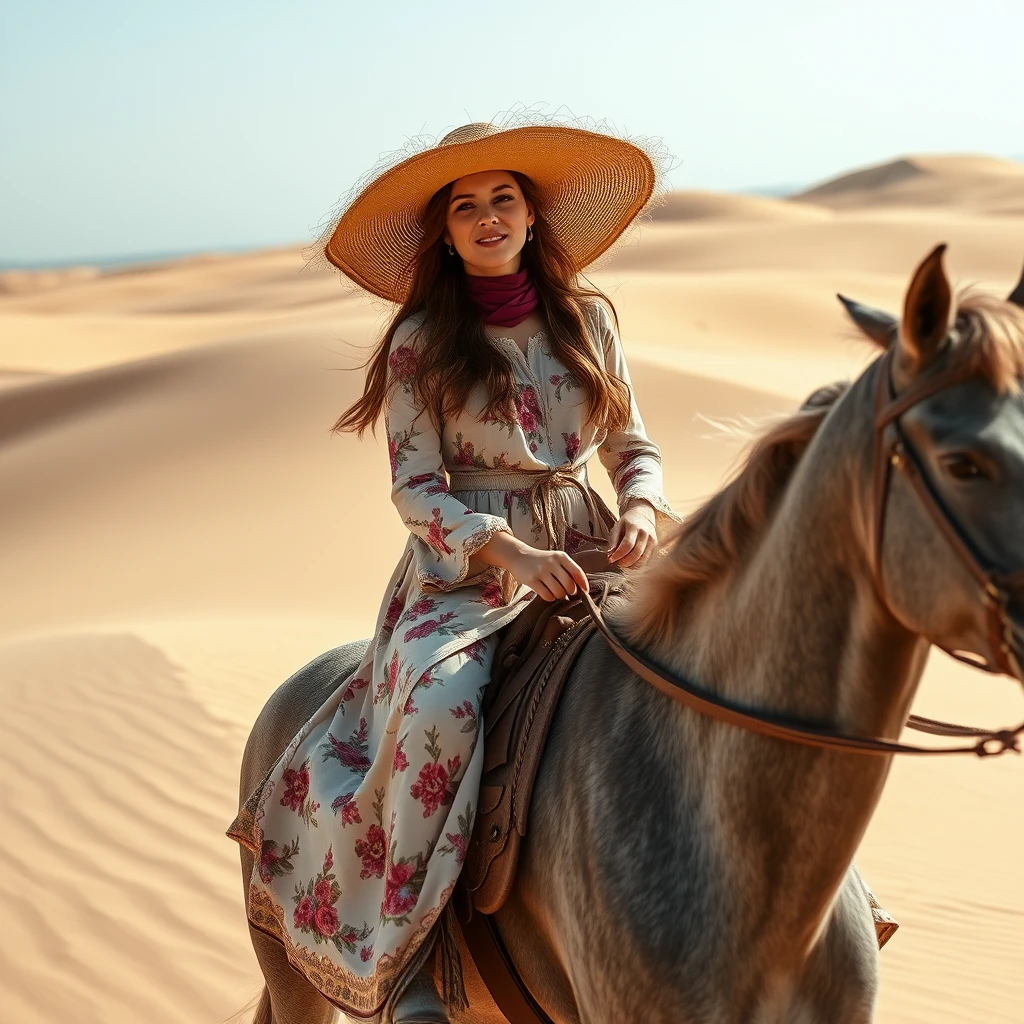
[{"left": 444, "top": 169, "right": 535, "bottom": 277}]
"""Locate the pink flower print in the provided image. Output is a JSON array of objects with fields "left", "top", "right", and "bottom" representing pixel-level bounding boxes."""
[
  {"left": 325, "top": 734, "right": 371, "bottom": 772},
  {"left": 452, "top": 433, "right": 479, "bottom": 468},
  {"left": 340, "top": 798, "right": 361, "bottom": 826},
  {"left": 293, "top": 894, "right": 316, "bottom": 929},
  {"left": 463, "top": 638, "right": 488, "bottom": 665},
  {"left": 619, "top": 466, "right": 641, "bottom": 490},
  {"left": 451, "top": 700, "right": 475, "bottom": 719},
  {"left": 617, "top": 448, "right": 647, "bottom": 466},
  {"left": 503, "top": 488, "right": 531, "bottom": 518},
  {"left": 425, "top": 508, "right": 455, "bottom": 557},
  {"left": 403, "top": 609, "right": 460, "bottom": 643},
  {"left": 388, "top": 427, "right": 420, "bottom": 482},
  {"left": 516, "top": 386, "right": 543, "bottom": 433},
  {"left": 376, "top": 649, "right": 402, "bottom": 706},
  {"left": 323, "top": 846, "right": 334, "bottom": 872},
  {"left": 355, "top": 823, "right": 388, "bottom": 880},
  {"left": 280, "top": 764, "right": 310, "bottom": 813},
  {"left": 450, "top": 701, "right": 477, "bottom": 734},
  {"left": 403, "top": 693, "right": 418, "bottom": 716},
  {"left": 341, "top": 675, "right": 369, "bottom": 710},
  {"left": 360, "top": 945, "right": 374, "bottom": 963},
  {"left": 410, "top": 756, "right": 460, "bottom": 818},
  {"left": 477, "top": 580, "right": 504, "bottom": 607},
  {"left": 393, "top": 740, "right": 409, "bottom": 774},
  {"left": 293, "top": 895, "right": 314, "bottom": 929},
  {"left": 333, "top": 790, "right": 358, "bottom": 815},
  {"left": 416, "top": 666, "right": 442, "bottom": 689},
  {"left": 563, "top": 430, "right": 581, "bottom": 463},
  {"left": 403, "top": 597, "right": 438, "bottom": 622},
  {"left": 444, "top": 829, "right": 468, "bottom": 865},
  {"left": 382, "top": 597, "right": 403, "bottom": 633},
  {"left": 549, "top": 370, "right": 580, "bottom": 402},
  {"left": 258, "top": 838, "right": 298, "bottom": 884},
  {"left": 382, "top": 860, "right": 419, "bottom": 918},
  {"left": 259, "top": 844, "right": 279, "bottom": 884},
  {"left": 388, "top": 345, "right": 418, "bottom": 388},
  {"left": 440, "top": 803, "right": 474, "bottom": 865},
  {"left": 314, "top": 904, "right": 339, "bottom": 938},
  {"left": 314, "top": 878, "right": 333, "bottom": 905},
  {"left": 425, "top": 477, "right": 450, "bottom": 496},
  {"left": 324, "top": 718, "right": 371, "bottom": 776}
]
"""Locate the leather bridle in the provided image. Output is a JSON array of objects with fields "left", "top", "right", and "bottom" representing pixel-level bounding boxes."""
[
  {"left": 871, "top": 345, "right": 1024, "bottom": 681},
  {"left": 582, "top": 347, "right": 1024, "bottom": 758}
]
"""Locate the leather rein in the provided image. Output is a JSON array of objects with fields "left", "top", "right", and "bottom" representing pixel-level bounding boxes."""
[{"left": 582, "top": 347, "right": 1024, "bottom": 759}]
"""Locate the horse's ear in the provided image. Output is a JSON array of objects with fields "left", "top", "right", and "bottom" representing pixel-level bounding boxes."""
[
  {"left": 836, "top": 294, "right": 898, "bottom": 349},
  {"left": 901, "top": 243, "right": 953, "bottom": 368},
  {"left": 1008, "top": 258, "right": 1024, "bottom": 308}
]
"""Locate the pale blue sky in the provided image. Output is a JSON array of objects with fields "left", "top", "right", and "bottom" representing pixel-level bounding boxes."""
[{"left": 2, "top": 0, "right": 1021, "bottom": 264}]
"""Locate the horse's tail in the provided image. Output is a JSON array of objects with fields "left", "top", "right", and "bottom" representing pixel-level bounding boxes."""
[
  {"left": 223, "top": 988, "right": 272, "bottom": 1024},
  {"left": 250, "top": 988, "right": 273, "bottom": 1024}
]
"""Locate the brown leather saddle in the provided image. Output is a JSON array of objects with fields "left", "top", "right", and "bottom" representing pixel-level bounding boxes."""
[
  {"left": 461, "top": 547, "right": 623, "bottom": 914},
  {"left": 449, "top": 548, "right": 623, "bottom": 1024}
]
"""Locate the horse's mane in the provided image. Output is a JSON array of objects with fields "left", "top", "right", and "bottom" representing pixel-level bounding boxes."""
[
  {"left": 624, "top": 382, "right": 849, "bottom": 647},
  {"left": 624, "top": 286, "right": 1024, "bottom": 650}
]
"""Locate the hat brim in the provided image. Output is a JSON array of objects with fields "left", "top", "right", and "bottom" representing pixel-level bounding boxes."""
[{"left": 323, "top": 126, "right": 657, "bottom": 303}]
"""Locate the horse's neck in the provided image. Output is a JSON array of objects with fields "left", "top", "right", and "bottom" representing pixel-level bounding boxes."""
[{"left": 620, "top": 381, "right": 929, "bottom": 943}]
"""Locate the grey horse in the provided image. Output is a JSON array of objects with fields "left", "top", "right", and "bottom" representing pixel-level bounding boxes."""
[{"left": 235, "top": 245, "right": 1024, "bottom": 1023}]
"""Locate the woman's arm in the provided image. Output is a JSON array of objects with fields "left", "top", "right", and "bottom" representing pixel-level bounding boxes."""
[
  {"left": 385, "top": 321, "right": 513, "bottom": 593},
  {"left": 593, "top": 303, "right": 684, "bottom": 538}
]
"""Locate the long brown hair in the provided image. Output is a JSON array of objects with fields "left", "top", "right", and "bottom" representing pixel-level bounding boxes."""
[{"left": 332, "top": 171, "right": 632, "bottom": 437}]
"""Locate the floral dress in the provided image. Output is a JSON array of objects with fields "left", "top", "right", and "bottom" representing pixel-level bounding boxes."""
[{"left": 227, "top": 299, "right": 682, "bottom": 1017}]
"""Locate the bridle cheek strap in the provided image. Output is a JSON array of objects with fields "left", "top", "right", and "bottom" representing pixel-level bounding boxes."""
[{"left": 870, "top": 347, "right": 1023, "bottom": 682}]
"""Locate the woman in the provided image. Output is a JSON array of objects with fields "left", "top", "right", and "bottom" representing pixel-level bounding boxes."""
[{"left": 228, "top": 119, "right": 682, "bottom": 1023}]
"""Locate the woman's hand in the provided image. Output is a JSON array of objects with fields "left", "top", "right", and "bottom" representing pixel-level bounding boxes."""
[
  {"left": 607, "top": 502, "right": 658, "bottom": 568},
  {"left": 508, "top": 548, "right": 590, "bottom": 601},
  {"left": 474, "top": 531, "right": 589, "bottom": 601}
]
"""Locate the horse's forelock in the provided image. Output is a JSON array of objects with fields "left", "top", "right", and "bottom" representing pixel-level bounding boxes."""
[
  {"left": 624, "top": 386, "right": 849, "bottom": 648},
  {"left": 953, "top": 289, "right": 1024, "bottom": 395}
]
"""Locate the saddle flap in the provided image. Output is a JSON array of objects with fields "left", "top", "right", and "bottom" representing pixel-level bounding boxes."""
[{"left": 463, "top": 556, "right": 625, "bottom": 915}]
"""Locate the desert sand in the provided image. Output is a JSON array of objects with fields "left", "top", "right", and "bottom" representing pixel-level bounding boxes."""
[{"left": 1, "top": 153, "right": 1022, "bottom": 1024}]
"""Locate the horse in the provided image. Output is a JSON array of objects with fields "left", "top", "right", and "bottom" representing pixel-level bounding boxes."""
[{"left": 235, "top": 244, "right": 1024, "bottom": 1023}]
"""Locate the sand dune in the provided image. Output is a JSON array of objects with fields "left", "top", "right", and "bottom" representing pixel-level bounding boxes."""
[
  {"left": 650, "top": 189, "right": 831, "bottom": 224},
  {"left": 2, "top": 158, "right": 1023, "bottom": 1024},
  {"left": 794, "top": 153, "right": 1024, "bottom": 215}
]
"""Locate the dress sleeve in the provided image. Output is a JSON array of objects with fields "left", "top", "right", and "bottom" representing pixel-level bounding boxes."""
[
  {"left": 384, "top": 318, "right": 514, "bottom": 593},
  {"left": 593, "top": 303, "right": 685, "bottom": 534}
]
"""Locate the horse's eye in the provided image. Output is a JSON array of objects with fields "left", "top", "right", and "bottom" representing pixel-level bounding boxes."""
[{"left": 941, "top": 453, "right": 987, "bottom": 481}]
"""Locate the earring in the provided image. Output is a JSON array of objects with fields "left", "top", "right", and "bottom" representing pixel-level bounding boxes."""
[
  {"left": 527, "top": 226, "right": 534, "bottom": 242},
  {"left": 447, "top": 243, "right": 455, "bottom": 256}
]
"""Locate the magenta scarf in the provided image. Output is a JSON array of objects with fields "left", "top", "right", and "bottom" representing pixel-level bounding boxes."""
[{"left": 464, "top": 269, "right": 539, "bottom": 328}]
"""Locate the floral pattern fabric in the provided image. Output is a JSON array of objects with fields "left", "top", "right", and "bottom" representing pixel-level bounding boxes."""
[{"left": 228, "top": 299, "right": 682, "bottom": 1017}]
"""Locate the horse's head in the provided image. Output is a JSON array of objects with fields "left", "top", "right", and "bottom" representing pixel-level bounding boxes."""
[{"left": 840, "top": 246, "right": 1024, "bottom": 680}]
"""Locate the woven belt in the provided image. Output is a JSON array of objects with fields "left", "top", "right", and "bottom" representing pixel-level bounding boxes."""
[{"left": 448, "top": 462, "right": 602, "bottom": 549}]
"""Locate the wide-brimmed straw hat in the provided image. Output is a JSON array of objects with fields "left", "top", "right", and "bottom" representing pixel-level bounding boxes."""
[{"left": 317, "top": 111, "right": 667, "bottom": 303}]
